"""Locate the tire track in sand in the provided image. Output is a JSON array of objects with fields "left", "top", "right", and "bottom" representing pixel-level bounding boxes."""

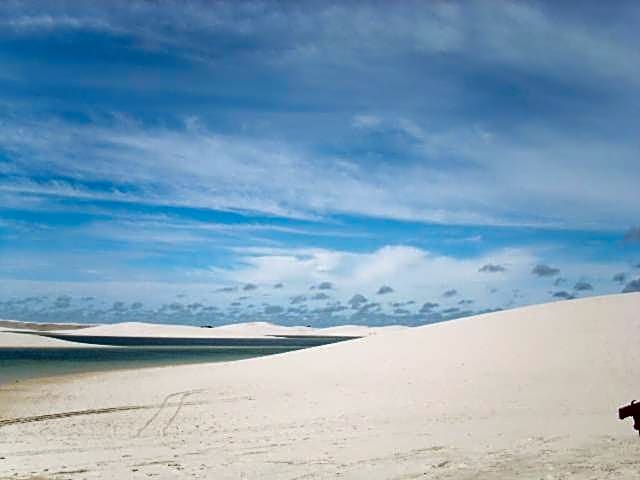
[{"left": 0, "top": 398, "right": 206, "bottom": 428}]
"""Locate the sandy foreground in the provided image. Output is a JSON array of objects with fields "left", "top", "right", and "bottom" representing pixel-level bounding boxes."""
[{"left": 1, "top": 294, "right": 640, "bottom": 479}]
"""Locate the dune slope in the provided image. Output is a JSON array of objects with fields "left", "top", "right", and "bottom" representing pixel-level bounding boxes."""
[
  {"left": 55, "top": 320, "right": 400, "bottom": 338},
  {"left": 0, "top": 331, "right": 106, "bottom": 348},
  {"left": 1, "top": 293, "right": 640, "bottom": 479}
]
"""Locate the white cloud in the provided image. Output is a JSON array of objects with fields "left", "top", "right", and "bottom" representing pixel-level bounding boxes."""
[
  {"left": 3, "top": 116, "right": 639, "bottom": 229},
  {"left": 4, "top": 1, "right": 639, "bottom": 87},
  {"left": 1, "top": 243, "right": 629, "bottom": 324},
  {"left": 2, "top": 2, "right": 639, "bottom": 229},
  {"left": 5, "top": 14, "right": 115, "bottom": 32},
  {"left": 211, "top": 245, "right": 545, "bottom": 308},
  {"left": 352, "top": 115, "right": 382, "bottom": 129}
]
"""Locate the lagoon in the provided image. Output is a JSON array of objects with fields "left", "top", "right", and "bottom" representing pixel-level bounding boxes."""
[{"left": 0, "top": 335, "right": 353, "bottom": 384}]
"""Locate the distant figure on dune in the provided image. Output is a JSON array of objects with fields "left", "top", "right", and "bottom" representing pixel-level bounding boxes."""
[{"left": 618, "top": 400, "right": 640, "bottom": 435}]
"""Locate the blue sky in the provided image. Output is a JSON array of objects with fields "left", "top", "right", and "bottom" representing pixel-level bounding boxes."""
[{"left": 1, "top": 0, "right": 639, "bottom": 326}]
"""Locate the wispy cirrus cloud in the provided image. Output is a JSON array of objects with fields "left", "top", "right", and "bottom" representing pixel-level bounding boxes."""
[
  {"left": 2, "top": 0, "right": 640, "bottom": 230},
  {"left": 2, "top": 112, "right": 639, "bottom": 230},
  {"left": 2, "top": 1, "right": 640, "bottom": 325}
]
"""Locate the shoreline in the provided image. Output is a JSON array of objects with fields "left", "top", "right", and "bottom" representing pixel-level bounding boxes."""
[
  {"left": 0, "top": 338, "right": 345, "bottom": 385},
  {"left": 0, "top": 345, "right": 303, "bottom": 389},
  {"left": 0, "top": 322, "right": 366, "bottom": 385}
]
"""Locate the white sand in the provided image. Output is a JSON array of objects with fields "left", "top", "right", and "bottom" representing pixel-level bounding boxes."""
[
  {"left": 317, "top": 324, "right": 409, "bottom": 336},
  {"left": 1, "top": 293, "right": 640, "bottom": 478},
  {"left": 57, "top": 320, "right": 314, "bottom": 338},
  {"left": 0, "top": 331, "right": 106, "bottom": 348},
  {"left": 56, "top": 320, "right": 401, "bottom": 338},
  {"left": 0, "top": 319, "right": 405, "bottom": 349}
]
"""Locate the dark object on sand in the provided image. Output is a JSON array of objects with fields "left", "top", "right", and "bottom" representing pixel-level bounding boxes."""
[{"left": 618, "top": 400, "right": 640, "bottom": 435}]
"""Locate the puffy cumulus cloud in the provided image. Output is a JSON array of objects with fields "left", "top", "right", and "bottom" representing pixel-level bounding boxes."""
[
  {"left": 214, "top": 247, "right": 344, "bottom": 288},
  {"left": 573, "top": 281, "right": 593, "bottom": 292},
  {"left": 311, "top": 304, "right": 348, "bottom": 315},
  {"left": 316, "top": 281, "right": 334, "bottom": 290},
  {"left": 532, "top": 264, "right": 560, "bottom": 277},
  {"left": 623, "top": 227, "right": 640, "bottom": 243},
  {"left": 53, "top": 295, "right": 71, "bottom": 309},
  {"left": 391, "top": 300, "right": 415, "bottom": 308},
  {"left": 348, "top": 294, "right": 368, "bottom": 309},
  {"left": 622, "top": 279, "right": 640, "bottom": 293},
  {"left": 215, "top": 286, "right": 237, "bottom": 293},
  {"left": 552, "top": 291, "right": 575, "bottom": 300},
  {"left": 243, "top": 283, "right": 258, "bottom": 291},
  {"left": 478, "top": 263, "right": 506, "bottom": 273},
  {"left": 311, "top": 292, "right": 330, "bottom": 301},
  {"left": 0, "top": 293, "right": 219, "bottom": 325},
  {"left": 419, "top": 302, "right": 439, "bottom": 313},
  {"left": 217, "top": 245, "right": 545, "bottom": 309},
  {"left": 376, "top": 285, "right": 394, "bottom": 295},
  {"left": 359, "top": 302, "right": 381, "bottom": 313},
  {"left": 0, "top": 244, "right": 627, "bottom": 326},
  {"left": 273, "top": 283, "right": 284, "bottom": 289},
  {"left": 112, "top": 301, "right": 126, "bottom": 311},
  {"left": 264, "top": 305, "right": 284, "bottom": 315},
  {"left": 442, "top": 289, "right": 458, "bottom": 298},
  {"left": 612, "top": 272, "right": 627, "bottom": 283},
  {"left": 204, "top": 244, "right": 630, "bottom": 318},
  {"left": 289, "top": 295, "right": 307, "bottom": 305}
]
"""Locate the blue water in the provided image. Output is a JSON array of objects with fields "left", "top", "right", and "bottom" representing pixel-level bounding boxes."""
[
  {"left": 0, "top": 335, "right": 353, "bottom": 384},
  {"left": 38, "top": 333, "right": 353, "bottom": 347}
]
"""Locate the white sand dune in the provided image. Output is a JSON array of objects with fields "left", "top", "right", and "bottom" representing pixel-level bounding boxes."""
[
  {"left": 57, "top": 320, "right": 399, "bottom": 338},
  {"left": 316, "top": 323, "right": 409, "bottom": 336},
  {"left": 0, "top": 319, "right": 406, "bottom": 348},
  {"left": 0, "top": 331, "right": 106, "bottom": 348},
  {"left": 1, "top": 293, "right": 640, "bottom": 478},
  {"left": 204, "top": 321, "right": 315, "bottom": 337},
  {"left": 57, "top": 321, "right": 271, "bottom": 338}
]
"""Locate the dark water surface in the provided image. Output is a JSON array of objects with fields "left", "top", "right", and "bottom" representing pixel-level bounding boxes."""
[
  {"left": 39, "top": 333, "right": 354, "bottom": 347},
  {"left": 0, "top": 337, "right": 350, "bottom": 384}
]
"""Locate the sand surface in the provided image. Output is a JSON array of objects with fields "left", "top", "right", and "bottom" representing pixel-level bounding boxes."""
[
  {"left": 54, "top": 321, "right": 406, "bottom": 338},
  {"left": 0, "top": 319, "right": 404, "bottom": 348},
  {"left": 0, "top": 331, "right": 106, "bottom": 348},
  {"left": 1, "top": 293, "right": 640, "bottom": 479}
]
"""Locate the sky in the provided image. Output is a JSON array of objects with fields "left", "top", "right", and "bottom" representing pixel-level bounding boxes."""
[{"left": 1, "top": 0, "right": 639, "bottom": 326}]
